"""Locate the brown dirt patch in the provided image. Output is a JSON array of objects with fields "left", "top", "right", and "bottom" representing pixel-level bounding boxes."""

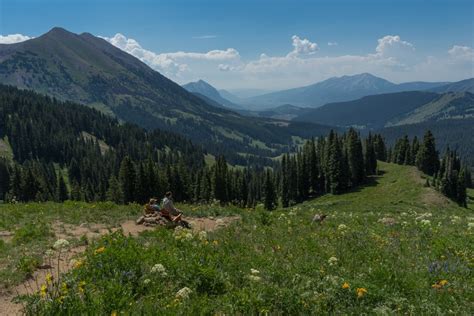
[
  {"left": 187, "top": 216, "right": 241, "bottom": 232},
  {"left": 409, "top": 167, "right": 451, "bottom": 207},
  {"left": 52, "top": 221, "right": 111, "bottom": 240},
  {"left": 0, "top": 230, "right": 13, "bottom": 243},
  {"left": 420, "top": 188, "right": 451, "bottom": 207},
  {"left": 0, "top": 215, "right": 240, "bottom": 315}
]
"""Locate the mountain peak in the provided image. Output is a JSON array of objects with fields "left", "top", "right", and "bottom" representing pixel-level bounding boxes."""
[{"left": 45, "top": 27, "right": 72, "bottom": 36}]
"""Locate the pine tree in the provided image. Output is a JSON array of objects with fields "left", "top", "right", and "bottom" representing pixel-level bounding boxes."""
[
  {"left": 281, "top": 154, "right": 290, "bottom": 208},
  {"left": 297, "top": 151, "right": 309, "bottom": 200},
  {"left": 308, "top": 138, "right": 319, "bottom": 194},
  {"left": 416, "top": 130, "right": 439, "bottom": 176},
  {"left": 264, "top": 171, "right": 277, "bottom": 211},
  {"left": 8, "top": 165, "right": 22, "bottom": 202},
  {"left": 373, "top": 134, "right": 387, "bottom": 162},
  {"left": 119, "top": 156, "right": 136, "bottom": 204},
  {"left": 346, "top": 128, "right": 365, "bottom": 185},
  {"left": 327, "top": 131, "right": 344, "bottom": 194},
  {"left": 107, "top": 176, "right": 123, "bottom": 204},
  {"left": 465, "top": 168, "right": 472, "bottom": 189},
  {"left": 289, "top": 155, "right": 298, "bottom": 203},
  {"left": 364, "top": 133, "right": 377, "bottom": 175},
  {"left": 457, "top": 167, "right": 467, "bottom": 207},
  {"left": 0, "top": 159, "right": 10, "bottom": 201},
  {"left": 213, "top": 156, "right": 228, "bottom": 204},
  {"left": 70, "top": 181, "right": 82, "bottom": 201}
]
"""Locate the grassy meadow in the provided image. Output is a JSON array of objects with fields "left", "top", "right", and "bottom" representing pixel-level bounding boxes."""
[{"left": 1, "top": 162, "right": 473, "bottom": 314}]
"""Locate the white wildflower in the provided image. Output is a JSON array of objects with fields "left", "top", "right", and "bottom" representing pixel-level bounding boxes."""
[
  {"left": 175, "top": 287, "right": 192, "bottom": 300},
  {"left": 420, "top": 219, "right": 431, "bottom": 227},
  {"left": 250, "top": 268, "right": 260, "bottom": 275},
  {"left": 328, "top": 256, "right": 338, "bottom": 266},
  {"left": 143, "top": 278, "right": 151, "bottom": 285},
  {"left": 248, "top": 275, "right": 262, "bottom": 282},
  {"left": 198, "top": 230, "right": 207, "bottom": 241},
  {"left": 416, "top": 213, "right": 432, "bottom": 221},
  {"left": 468, "top": 222, "right": 474, "bottom": 230},
  {"left": 151, "top": 263, "right": 167, "bottom": 276},
  {"left": 53, "top": 239, "right": 69, "bottom": 250},
  {"left": 337, "top": 224, "right": 348, "bottom": 232},
  {"left": 450, "top": 215, "right": 461, "bottom": 224},
  {"left": 45, "top": 249, "right": 55, "bottom": 257}
]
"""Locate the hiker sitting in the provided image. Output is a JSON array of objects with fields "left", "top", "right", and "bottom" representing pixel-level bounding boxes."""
[
  {"left": 144, "top": 198, "right": 161, "bottom": 215},
  {"left": 161, "top": 191, "right": 182, "bottom": 222}
]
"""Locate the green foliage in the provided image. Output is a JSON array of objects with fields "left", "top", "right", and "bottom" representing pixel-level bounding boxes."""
[
  {"left": 16, "top": 163, "right": 474, "bottom": 315},
  {"left": 416, "top": 130, "right": 439, "bottom": 176},
  {"left": 13, "top": 222, "right": 51, "bottom": 245},
  {"left": 16, "top": 256, "right": 41, "bottom": 276},
  {"left": 390, "top": 132, "right": 468, "bottom": 207},
  {"left": 263, "top": 171, "right": 277, "bottom": 211},
  {"left": 381, "top": 118, "right": 474, "bottom": 168}
]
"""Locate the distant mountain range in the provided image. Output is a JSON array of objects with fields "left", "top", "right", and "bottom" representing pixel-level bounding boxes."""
[
  {"left": 428, "top": 78, "right": 474, "bottom": 94},
  {"left": 293, "top": 90, "right": 474, "bottom": 129},
  {"left": 0, "top": 27, "right": 334, "bottom": 164},
  {"left": 182, "top": 80, "right": 243, "bottom": 110},
  {"left": 239, "top": 73, "right": 450, "bottom": 109}
]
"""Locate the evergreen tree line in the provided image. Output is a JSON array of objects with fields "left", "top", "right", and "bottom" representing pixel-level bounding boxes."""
[
  {"left": 275, "top": 129, "right": 382, "bottom": 209},
  {"left": 388, "top": 130, "right": 471, "bottom": 207},
  {"left": 0, "top": 128, "right": 381, "bottom": 211}
]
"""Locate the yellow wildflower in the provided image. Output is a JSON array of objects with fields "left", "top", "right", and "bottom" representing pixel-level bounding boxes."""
[
  {"left": 342, "top": 282, "right": 350, "bottom": 289},
  {"left": 74, "top": 259, "right": 84, "bottom": 269},
  {"left": 94, "top": 246, "right": 106, "bottom": 255},
  {"left": 356, "top": 287, "right": 367, "bottom": 298},
  {"left": 213, "top": 240, "right": 219, "bottom": 246},
  {"left": 111, "top": 311, "right": 118, "bottom": 316},
  {"left": 78, "top": 281, "right": 86, "bottom": 294},
  {"left": 40, "top": 284, "right": 48, "bottom": 298},
  {"left": 432, "top": 279, "right": 448, "bottom": 289},
  {"left": 61, "top": 282, "right": 68, "bottom": 294},
  {"left": 45, "top": 273, "right": 53, "bottom": 284}
]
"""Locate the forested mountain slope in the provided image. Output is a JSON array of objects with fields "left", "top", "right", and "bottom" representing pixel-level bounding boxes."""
[
  {"left": 0, "top": 27, "right": 333, "bottom": 163},
  {"left": 380, "top": 118, "right": 474, "bottom": 167},
  {"left": 294, "top": 91, "right": 440, "bottom": 129}
]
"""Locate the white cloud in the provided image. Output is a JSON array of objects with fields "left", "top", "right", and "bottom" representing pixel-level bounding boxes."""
[
  {"left": 100, "top": 33, "right": 472, "bottom": 89},
  {"left": 100, "top": 33, "right": 239, "bottom": 78},
  {"left": 4, "top": 31, "right": 467, "bottom": 89},
  {"left": 192, "top": 35, "right": 218, "bottom": 39},
  {"left": 287, "top": 35, "right": 319, "bottom": 57},
  {"left": 374, "top": 35, "right": 414, "bottom": 58},
  {"left": 448, "top": 45, "right": 474, "bottom": 61},
  {"left": 162, "top": 48, "right": 239, "bottom": 61},
  {"left": 0, "top": 34, "right": 32, "bottom": 44}
]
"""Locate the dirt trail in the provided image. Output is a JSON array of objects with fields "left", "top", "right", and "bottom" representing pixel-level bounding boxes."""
[
  {"left": 409, "top": 167, "right": 451, "bottom": 207},
  {"left": 0, "top": 215, "right": 240, "bottom": 315}
]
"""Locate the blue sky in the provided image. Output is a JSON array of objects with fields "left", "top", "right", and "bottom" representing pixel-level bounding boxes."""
[{"left": 1, "top": 0, "right": 473, "bottom": 90}]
